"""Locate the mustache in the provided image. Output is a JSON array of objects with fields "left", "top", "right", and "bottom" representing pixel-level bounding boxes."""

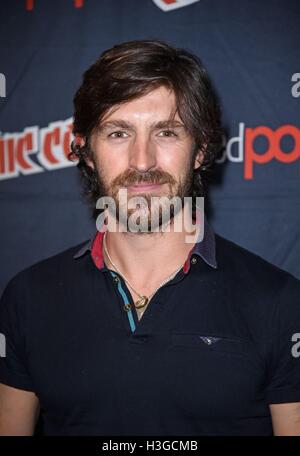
[{"left": 112, "top": 169, "right": 177, "bottom": 187}]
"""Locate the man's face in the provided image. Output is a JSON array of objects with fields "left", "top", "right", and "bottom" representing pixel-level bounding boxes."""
[{"left": 87, "top": 85, "right": 203, "bottom": 232}]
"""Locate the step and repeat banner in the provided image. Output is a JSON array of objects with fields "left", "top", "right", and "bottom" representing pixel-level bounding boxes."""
[{"left": 0, "top": 0, "right": 299, "bottom": 293}]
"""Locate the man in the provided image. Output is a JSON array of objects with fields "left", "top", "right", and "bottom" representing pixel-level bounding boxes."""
[{"left": 0, "top": 39, "right": 300, "bottom": 436}]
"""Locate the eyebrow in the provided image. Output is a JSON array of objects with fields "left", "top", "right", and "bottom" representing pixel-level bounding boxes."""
[{"left": 97, "top": 119, "right": 186, "bottom": 132}]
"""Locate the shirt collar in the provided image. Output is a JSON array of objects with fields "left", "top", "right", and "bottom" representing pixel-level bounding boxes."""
[{"left": 73, "top": 210, "right": 218, "bottom": 273}]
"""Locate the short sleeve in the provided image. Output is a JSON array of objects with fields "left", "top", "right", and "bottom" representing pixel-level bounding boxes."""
[
  {"left": 264, "top": 274, "right": 300, "bottom": 404},
  {"left": 0, "top": 273, "right": 34, "bottom": 391}
]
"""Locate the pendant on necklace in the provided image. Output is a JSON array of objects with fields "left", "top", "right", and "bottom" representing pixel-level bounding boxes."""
[{"left": 135, "top": 296, "right": 149, "bottom": 309}]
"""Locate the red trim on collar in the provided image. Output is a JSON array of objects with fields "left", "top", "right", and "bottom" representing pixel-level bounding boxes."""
[
  {"left": 183, "top": 250, "right": 193, "bottom": 274},
  {"left": 91, "top": 231, "right": 106, "bottom": 270}
]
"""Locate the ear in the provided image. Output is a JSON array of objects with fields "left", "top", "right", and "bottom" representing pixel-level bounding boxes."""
[
  {"left": 74, "top": 135, "right": 95, "bottom": 170},
  {"left": 85, "top": 156, "right": 95, "bottom": 170},
  {"left": 194, "top": 146, "right": 205, "bottom": 170},
  {"left": 74, "top": 134, "right": 85, "bottom": 148}
]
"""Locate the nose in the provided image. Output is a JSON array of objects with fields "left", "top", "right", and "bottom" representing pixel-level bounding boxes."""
[{"left": 128, "top": 135, "right": 157, "bottom": 173}]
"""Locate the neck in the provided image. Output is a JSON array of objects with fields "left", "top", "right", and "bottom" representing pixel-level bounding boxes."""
[{"left": 103, "top": 208, "right": 199, "bottom": 289}]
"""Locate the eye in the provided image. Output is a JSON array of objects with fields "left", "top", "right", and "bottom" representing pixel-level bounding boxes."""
[
  {"left": 158, "top": 130, "right": 177, "bottom": 137},
  {"left": 108, "top": 131, "right": 129, "bottom": 139}
]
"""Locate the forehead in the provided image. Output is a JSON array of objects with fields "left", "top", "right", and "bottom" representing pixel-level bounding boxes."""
[{"left": 101, "top": 85, "right": 180, "bottom": 123}]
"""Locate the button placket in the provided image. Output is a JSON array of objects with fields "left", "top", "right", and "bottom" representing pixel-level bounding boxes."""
[{"left": 108, "top": 270, "right": 137, "bottom": 333}]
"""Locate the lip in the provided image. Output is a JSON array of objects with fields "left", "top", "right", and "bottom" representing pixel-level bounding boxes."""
[{"left": 127, "top": 183, "right": 165, "bottom": 191}]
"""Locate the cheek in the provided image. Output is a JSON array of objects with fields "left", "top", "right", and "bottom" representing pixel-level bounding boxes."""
[
  {"left": 94, "top": 144, "right": 128, "bottom": 177},
  {"left": 158, "top": 150, "right": 191, "bottom": 179},
  {"left": 157, "top": 140, "right": 192, "bottom": 164}
]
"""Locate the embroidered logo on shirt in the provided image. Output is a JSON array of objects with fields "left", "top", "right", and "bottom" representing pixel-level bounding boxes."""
[
  {"left": 199, "top": 336, "right": 221, "bottom": 345},
  {"left": 152, "top": 0, "right": 200, "bottom": 12}
]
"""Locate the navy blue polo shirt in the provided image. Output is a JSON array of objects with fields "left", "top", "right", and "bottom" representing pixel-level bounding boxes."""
[{"left": 1, "top": 216, "right": 300, "bottom": 435}]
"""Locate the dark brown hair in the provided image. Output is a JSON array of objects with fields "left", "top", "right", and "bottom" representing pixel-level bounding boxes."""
[{"left": 68, "top": 39, "right": 223, "bottom": 218}]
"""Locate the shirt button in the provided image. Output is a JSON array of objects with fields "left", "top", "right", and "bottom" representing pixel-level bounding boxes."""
[
  {"left": 191, "top": 257, "right": 197, "bottom": 264},
  {"left": 113, "top": 276, "right": 120, "bottom": 283}
]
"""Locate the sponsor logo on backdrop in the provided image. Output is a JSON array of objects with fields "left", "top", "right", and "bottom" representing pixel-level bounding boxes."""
[
  {"left": 0, "top": 119, "right": 299, "bottom": 181},
  {"left": 0, "top": 118, "right": 74, "bottom": 180},
  {"left": 26, "top": 0, "right": 84, "bottom": 10},
  {"left": 25, "top": 0, "right": 200, "bottom": 12},
  {"left": 217, "top": 123, "right": 300, "bottom": 179}
]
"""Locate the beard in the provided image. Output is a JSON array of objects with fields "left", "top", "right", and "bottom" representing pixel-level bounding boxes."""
[{"left": 91, "top": 161, "right": 195, "bottom": 234}]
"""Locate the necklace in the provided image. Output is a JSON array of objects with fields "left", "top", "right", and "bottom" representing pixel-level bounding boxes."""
[{"left": 102, "top": 230, "right": 183, "bottom": 311}]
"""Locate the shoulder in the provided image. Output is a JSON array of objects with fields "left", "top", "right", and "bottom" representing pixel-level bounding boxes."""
[
  {"left": 213, "top": 234, "right": 300, "bottom": 349},
  {"left": 1, "top": 239, "right": 91, "bottom": 300},
  {"left": 214, "top": 232, "right": 300, "bottom": 295}
]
